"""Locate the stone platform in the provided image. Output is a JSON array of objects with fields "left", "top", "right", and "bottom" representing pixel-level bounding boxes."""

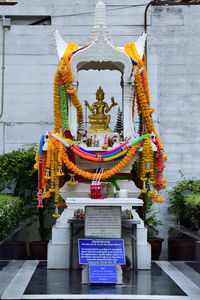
[{"left": 47, "top": 198, "right": 151, "bottom": 270}]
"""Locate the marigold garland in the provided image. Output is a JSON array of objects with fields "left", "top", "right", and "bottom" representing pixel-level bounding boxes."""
[
  {"left": 124, "top": 41, "right": 166, "bottom": 202},
  {"left": 46, "top": 134, "right": 138, "bottom": 179},
  {"left": 124, "top": 42, "right": 161, "bottom": 144},
  {"left": 61, "top": 143, "right": 138, "bottom": 180},
  {"left": 49, "top": 143, "right": 56, "bottom": 192},
  {"left": 54, "top": 147, "right": 60, "bottom": 203},
  {"left": 53, "top": 70, "right": 62, "bottom": 133},
  {"left": 42, "top": 151, "right": 49, "bottom": 189},
  {"left": 53, "top": 42, "right": 84, "bottom": 134},
  {"left": 140, "top": 137, "right": 154, "bottom": 182},
  {"left": 134, "top": 69, "right": 154, "bottom": 134},
  {"left": 46, "top": 138, "right": 52, "bottom": 177},
  {"left": 59, "top": 43, "right": 83, "bottom": 124}
]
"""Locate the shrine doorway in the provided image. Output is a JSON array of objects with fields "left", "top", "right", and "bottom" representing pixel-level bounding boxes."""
[{"left": 78, "top": 69, "right": 122, "bottom": 132}]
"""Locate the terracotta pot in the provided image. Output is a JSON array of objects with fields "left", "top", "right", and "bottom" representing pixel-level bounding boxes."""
[
  {"left": 1, "top": 241, "right": 27, "bottom": 259},
  {"left": 168, "top": 238, "right": 195, "bottom": 261},
  {"left": 29, "top": 241, "right": 48, "bottom": 260},
  {"left": 148, "top": 238, "right": 164, "bottom": 260}
]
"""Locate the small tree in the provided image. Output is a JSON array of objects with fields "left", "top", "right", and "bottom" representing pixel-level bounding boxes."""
[{"left": 114, "top": 107, "right": 123, "bottom": 136}]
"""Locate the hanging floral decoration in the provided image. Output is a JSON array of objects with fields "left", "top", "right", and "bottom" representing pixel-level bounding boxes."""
[
  {"left": 53, "top": 42, "right": 84, "bottom": 136},
  {"left": 35, "top": 133, "right": 144, "bottom": 211},
  {"left": 124, "top": 42, "right": 167, "bottom": 202}
]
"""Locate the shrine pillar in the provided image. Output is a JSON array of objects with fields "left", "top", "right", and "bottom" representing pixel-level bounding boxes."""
[
  {"left": 123, "top": 82, "right": 136, "bottom": 139},
  {"left": 68, "top": 83, "right": 78, "bottom": 138}
]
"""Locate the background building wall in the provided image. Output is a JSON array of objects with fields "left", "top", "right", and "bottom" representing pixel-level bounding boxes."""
[
  {"left": 0, "top": 0, "right": 199, "bottom": 258},
  {"left": 148, "top": 4, "right": 200, "bottom": 257}
]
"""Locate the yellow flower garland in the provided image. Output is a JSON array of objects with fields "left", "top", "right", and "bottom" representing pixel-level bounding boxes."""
[
  {"left": 61, "top": 144, "right": 137, "bottom": 180},
  {"left": 46, "top": 138, "right": 52, "bottom": 177},
  {"left": 42, "top": 152, "right": 49, "bottom": 189},
  {"left": 124, "top": 42, "right": 166, "bottom": 202},
  {"left": 49, "top": 137, "right": 138, "bottom": 180},
  {"left": 53, "top": 42, "right": 84, "bottom": 134},
  {"left": 134, "top": 69, "right": 154, "bottom": 133},
  {"left": 49, "top": 143, "right": 56, "bottom": 192},
  {"left": 141, "top": 137, "right": 154, "bottom": 182},
  {"left": 53, "top": 70, "right": 62, "bottom": 133},
  {"left": 54, "top": 147, "right": 60, "bottom": 203},
  {"left": 59, "top": 43, "right": 83, "bottom": 124}
]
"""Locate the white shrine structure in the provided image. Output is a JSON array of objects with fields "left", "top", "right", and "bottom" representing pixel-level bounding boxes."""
[{"left": 47, "top": 1, "right": 151, "bottom": 272}]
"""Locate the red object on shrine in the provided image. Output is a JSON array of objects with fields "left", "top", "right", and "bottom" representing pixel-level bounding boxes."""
[
  {"left": 64, "top": 130, "right": 75, "bottom": 163},
  {"left": 90, "top": 182, "right": 103, "bottom": 199}
]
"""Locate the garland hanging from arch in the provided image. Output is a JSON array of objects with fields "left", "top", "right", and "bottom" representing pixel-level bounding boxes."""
[
  {"left": 53, "top": 42, "right": 84, "bottom": 135},
  {"left": 123, "top": 41, "right": 167, "bottom": 199}
]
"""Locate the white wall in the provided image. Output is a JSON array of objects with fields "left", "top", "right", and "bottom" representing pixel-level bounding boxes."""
[{"left": 148, "top": 4, "right": 200, "bottom": 258}]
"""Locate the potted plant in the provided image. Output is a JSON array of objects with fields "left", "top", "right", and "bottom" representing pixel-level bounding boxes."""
[
  {"left": 29, "top": 197, "right": 55, "bottom": 259},
  {"left": 137, "top": 192, "right": 163, "bottom": 260},
  {"left": 167, "top": 175, "right": 200, "bottom": 260},
  {"left": 143, "top": 194, "right": 164, "bottom": 260},
  {"left": 132, "top": 161, "right": 164, "bottom": 260}
]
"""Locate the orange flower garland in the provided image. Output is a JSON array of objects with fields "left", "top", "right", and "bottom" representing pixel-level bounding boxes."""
[
  {"left": 53, "top": 70, "right": 62, "bottom": 133},
  {"left": 134, "top": 69, "right": 154, "bottom": 134},
  {"left": 42, "top": 152, "right": 49, "bottom": 189},
  {"left": 53, "top": 42, "right": 84, "bottom": 135},
  {"left": 124, "top": 42, "right": 163, "bottom": 145},
  {"left": 59, "top": 43, "right": 83, "bottom": 124},
  {"left": 54, "top": 147, "right": 60, "bottom": 203},
  {"left": 49, "top": 143, "right": 56, "bottom": 192},
  {"left": 49, "top": 135, "right": 138, "bottom": 180},
  {"left": 140, "top": 137, "right": 154, "bottom": 182},
  {"left": 45, "top": 138, "right": 52, "bottom": 178},
  {"left": 124, "top": 42, "right": 166, "bottom": 202},
  {"left": 61, "top": 143, "right": 138, "bottom": 180}
]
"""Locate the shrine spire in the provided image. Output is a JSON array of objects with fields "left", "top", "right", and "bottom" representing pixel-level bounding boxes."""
[{"left": 90, "top": 1, "right": 110, "bottom": 43}]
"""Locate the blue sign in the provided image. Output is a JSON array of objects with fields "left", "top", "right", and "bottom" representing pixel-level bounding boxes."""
[
  {"left": 89, "top": 265, "right": 117, "bottom": 284},
  {"left": 78, "top": 239, "right": 125, "bottom": 264}
]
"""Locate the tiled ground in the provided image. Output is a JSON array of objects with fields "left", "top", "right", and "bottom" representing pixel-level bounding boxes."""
[
  {"left": 0, "top": 261, "right": 8, "bottom": 271},
  {"left": 24, "top": 262, "right": 185, "bottom": 296},
  {"left": 1, "top": 260, "right": 200, "bottom": 300},
  {"left": 186, "top": 262, "right": 200, "bottom": 274}
]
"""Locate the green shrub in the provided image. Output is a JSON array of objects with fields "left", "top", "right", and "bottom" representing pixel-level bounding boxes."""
[
  {"left": 0, "top": 146, "right": 54, "bottom": 241},
  {"left": 0, "top": 146, "right": 38, "bottom": 218},
  {"left": 184, "top": 193, "right": 200, "bottom": 231},
  {"left": 168, "top": 179, "right": 200, "bottom": 230},
  {"left": 0, "top": 195, "right": 24, "bottom": 240}
]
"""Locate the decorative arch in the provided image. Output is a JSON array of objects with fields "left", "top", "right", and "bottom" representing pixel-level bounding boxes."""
[
  {"left": 69, "top": 26, "right": 136, "bottom": 139},
  {"left": 70, "top": 27, "right": 132, "bottom": 84}
]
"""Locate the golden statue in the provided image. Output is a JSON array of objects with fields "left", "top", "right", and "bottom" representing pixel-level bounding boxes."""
[{"left": 85, "top": 86, "right": 118, "bottom": 133}]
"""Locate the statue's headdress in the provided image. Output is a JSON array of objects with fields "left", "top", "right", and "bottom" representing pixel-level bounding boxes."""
[{"left": 96, "top": 86, "right": 105, "bottom": 99}]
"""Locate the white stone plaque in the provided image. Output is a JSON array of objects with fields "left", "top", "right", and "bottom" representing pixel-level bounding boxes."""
[{"left": 85, "top": 206, "right": 121, "bottom": 238}]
